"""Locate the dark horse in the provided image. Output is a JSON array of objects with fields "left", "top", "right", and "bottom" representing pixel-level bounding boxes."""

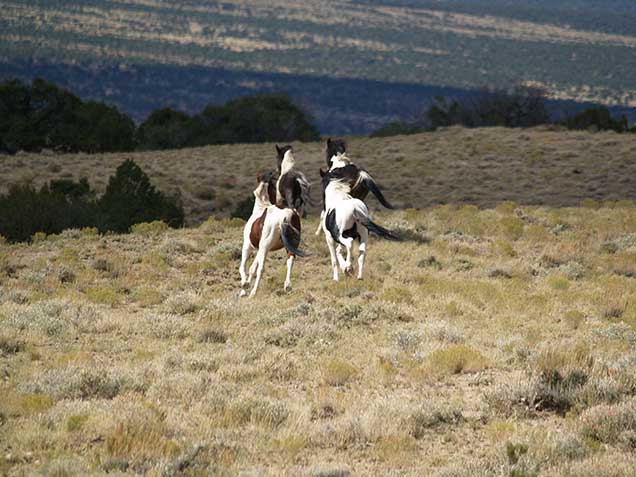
[
  {"left": 323, "top": 138, "right": 393, "bottom": 209},
  {"left": 275, "top": 144, "right": 311, "bottom": 214}
]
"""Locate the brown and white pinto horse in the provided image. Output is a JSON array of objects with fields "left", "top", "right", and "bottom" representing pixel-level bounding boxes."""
[{"left": 239, "top": 172, "right": 305, "bottom": 298}]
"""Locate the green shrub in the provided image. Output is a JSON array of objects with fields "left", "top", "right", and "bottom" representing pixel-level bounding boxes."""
[
  {"left": 0, "top": 162, "right": 183, "bottom": 241},
  {"left": 0, "top": 179, "right": 97, "bottom": 243},
  {"left": 97, "top": 159, "right": 184, "bottom": 233}
]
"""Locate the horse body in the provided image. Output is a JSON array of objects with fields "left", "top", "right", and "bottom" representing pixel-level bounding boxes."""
[
  {"left": 321, "top": 178, "right": 398, "bottom": 281},
  {"left": 239, "top": 174, "right": 304, "bottom": 298},
  {"left": 316, "top": 152, "right": 393, "bottom": 236},
  {"left": 324, "top": 139, "right": 393, "bottom": 209}
]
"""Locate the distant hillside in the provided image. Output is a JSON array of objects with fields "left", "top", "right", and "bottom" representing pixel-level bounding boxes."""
[
  {"left": 4, "top": 127, "right": 636, "bottom": 225},
  {"left": 3, "top": 61, "right": 635, "bottom": 136},
  {"left": 2, "top": 0, "right": 636, "bottom": 108}
]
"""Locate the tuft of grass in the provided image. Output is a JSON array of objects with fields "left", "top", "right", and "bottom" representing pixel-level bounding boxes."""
[
  {"left": 12, "top": 393, "right": 54, "bottom": 415},
  {"left": 104, "top": 420, "right": 181, "bottom": 467},
  {"left": 375, "top": 434, "right": 417, "bottom": 463},
  {"left": 578, "top": 399, "right": 636, "bottom": 446},
  {"left": 547, "top": 274, "right": 570, "bottom": 291},
  {"left": 197, "top": 328, "right": 227, "bottom": 344},
  {"left": 131, "top": 287, "right": 164, "bottom": 307},
  {"left": 417, "top": 255, "right": 442, "bottom": 270},
  {"left": 493, "top": 239, "right": 517, "bottom": 257},
  {"left": 222, "top": 398, "right": 289, "bottom": 429},
  {"left": 66, "top": 414, "right": 89, "bottom": 432},
  {"left": 408, "top": 408, "right": 464, "bottom": 439},
  {"left": 274, "top": 434, "right": 307, "bottom": 456},
  {"left": 321, "top": 358, "right": 358, "bottom": 386},
  {"left": 0, "top": 335, "right": 24, "bottom": 355},
  {"left": 500, "top": 216, "right": 525, "bottom": 240},
  {"left": 130, "top": 220, "right": 169, "bottom": 236},
  {"left": 563, "top": 310, "right": 585, "bottom": 330},
  {"left": 381, "top": 286, "right": 413, "bottom": 304},
  {"left": 31, "top": 231, "right": 48, "bottom": 243},
  {"left": 85, "top": 286, "right": 120, "bottom": 305},
  {"left": 422, "top": 345, "right": 488, "bottom": 377}
]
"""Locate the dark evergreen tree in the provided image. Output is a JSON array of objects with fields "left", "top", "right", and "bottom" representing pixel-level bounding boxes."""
[{"left": 97, "top": 159, "right": 184, "bottom": 233}]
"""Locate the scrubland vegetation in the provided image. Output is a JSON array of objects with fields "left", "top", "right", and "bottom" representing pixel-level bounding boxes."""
[
  {"left": 3, "top": 126, "right": 636, "bottom": 226},
  {"left": 1, "top": 197, "right": 636, "bottom": 475},
  {"left": 1, "top": 128, "right": 636, "bottom": 475}
]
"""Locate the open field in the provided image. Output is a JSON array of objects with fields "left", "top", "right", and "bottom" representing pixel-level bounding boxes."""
[
  {"left": 1, "top": 200, "right": 636, "bottom": 475},
  {"left": 2, "top": 126, "right": 636, "bottom": 225}
]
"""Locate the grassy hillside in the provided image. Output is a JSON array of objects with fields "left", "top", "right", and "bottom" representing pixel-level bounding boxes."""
[
  {"left": 3, "top": 0, "right": 636, "bottom": 108},
  {"left": 3, "top": 126, "right": 636, "bottom": 225},
  {"left": 1, "top": 201, "right": 636, "bottom": 475}
]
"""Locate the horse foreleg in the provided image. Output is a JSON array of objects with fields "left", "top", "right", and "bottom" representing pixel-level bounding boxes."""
[
  {"left": 325, "top": 234, "right": 339, "bottom": 281},
  {"left": 284, "top": 254, "right": 295, "bottom": 291},
  {"left": 357, "top": 226, "right": 368, "bottom": 280}
]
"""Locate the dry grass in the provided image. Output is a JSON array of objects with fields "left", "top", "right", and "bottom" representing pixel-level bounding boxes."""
[
  {"left": 1, "top": 130, "right": 636, "bottom": 475},
  {"left": 3, "top": 127, "right": 636, "bottom": 225}
]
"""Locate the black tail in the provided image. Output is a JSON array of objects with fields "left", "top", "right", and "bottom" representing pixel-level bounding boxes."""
[
  {"left": 361, "top": 172, "right": 394, "bottom": 209},
  {"left": 280, "top": 222, "right": 308, "bottom": 257},
  {"left": 358, "top": 216, "right": 401, "bottom": 241}
]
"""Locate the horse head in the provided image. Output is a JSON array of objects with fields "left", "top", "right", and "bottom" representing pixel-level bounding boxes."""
[
  {"left": 275, "top": 144, "right": 293, "bottom": 172},
  {"left": 326, "top": 138, "right": 346, "bottom": 168}
]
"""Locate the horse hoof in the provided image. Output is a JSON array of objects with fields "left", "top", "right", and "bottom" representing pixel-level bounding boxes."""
[
  {"left": 284, "top": 282, "right": 291, "bottom": 291},
  {"left": 239, "top": 290, "right": 247, "bottom": 298},
  {"left": 344, "top": 266, "right": 353, "bottom": 276}
]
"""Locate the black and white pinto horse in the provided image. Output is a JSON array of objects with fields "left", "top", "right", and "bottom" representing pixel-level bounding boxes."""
[
  {"left": 275, "top": 144, "right": 311, "bottom": 215},
  {"left": 316, "top": 138, "right": 393, "bottom": 235},
  {"left": 321, "top": 171, "right": 400, "bottom": 281},
  {"left": 325, "top": 138, "right": 393, "bottom": 209},
  {"left": 239, "top": 172, "right": 305, "bottom": 298}
]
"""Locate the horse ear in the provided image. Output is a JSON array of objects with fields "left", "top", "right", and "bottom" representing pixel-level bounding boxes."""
[
  {"left": 327, "top": 138, "right": 332, "bottom": 145},
  {"left": 256, "top": 173, "right": 262, "bottom": 183},
  {"left": 319, "top": 168, "right": 325, "bottom": 177},
  {"left": 275, "top": 144, "right": 281, "bottom": 154}
]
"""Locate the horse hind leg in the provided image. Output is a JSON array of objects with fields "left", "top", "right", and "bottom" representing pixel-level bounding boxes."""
[
  {"left": 239, "top": 241, "right": 254, "bottom": 296},
  {"left": 340, "top": 236, "right": 355, "bottom": 276},
  {"left": 336, "top": 244, "right": 347, "bottom": 272},
  {"left": 284, "top": 253, "right": 295, "bottom": 291},
  {"left": 324, "top": 231, "right": 339, "bottom": 281},
  {"left": 357, "top": 226, "right": 369, "bottom": 280},
  {"left": 249, "top": 248, "right": 268, "bottom": 298}
]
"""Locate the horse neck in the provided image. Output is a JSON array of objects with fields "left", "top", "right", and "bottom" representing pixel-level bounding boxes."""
[
  {"left": 329, "top": 154, "right": 351, "bottom": 170},
  {"left": 280, "top": 153, "right": 296, "bottom": 175}
]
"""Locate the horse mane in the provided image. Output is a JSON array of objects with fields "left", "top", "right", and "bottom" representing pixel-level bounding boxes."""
[{"left": 325, "top": 178, "right": 353, "bottom": 199}]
